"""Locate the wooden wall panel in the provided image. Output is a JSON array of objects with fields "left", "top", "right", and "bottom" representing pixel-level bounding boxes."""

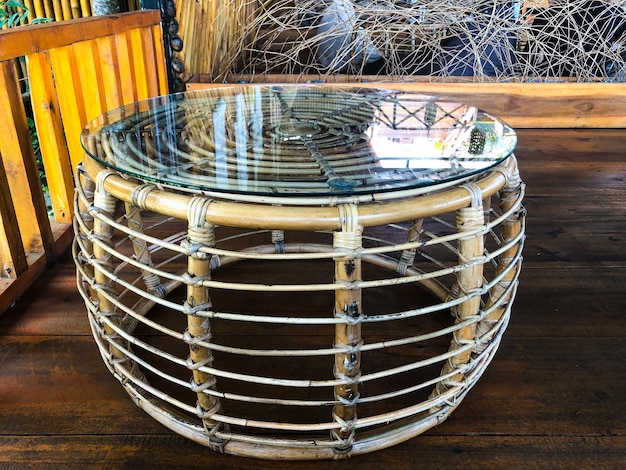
[{"left": 188, "top": 75, "right": 626, "bottom": 129}]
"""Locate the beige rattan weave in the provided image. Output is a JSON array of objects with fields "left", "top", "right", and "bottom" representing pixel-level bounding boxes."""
[
  {"left": 73, "top": 86, "right": 525, "bottom": 460},
  {"left": 187, "top": 0, "right": 626, "bottom": 82}
]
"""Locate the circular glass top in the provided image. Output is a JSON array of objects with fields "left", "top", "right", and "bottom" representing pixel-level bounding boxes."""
[{"left": 81, "top": 85, "right": 517, "bottom": 197}]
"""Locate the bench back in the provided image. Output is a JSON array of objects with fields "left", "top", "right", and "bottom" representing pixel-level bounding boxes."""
[{"left": 0, "top": 10, "right": 168, "bottom": 312}]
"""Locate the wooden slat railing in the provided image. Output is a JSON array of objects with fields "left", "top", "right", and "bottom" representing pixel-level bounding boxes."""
[{"left": 0, "top": 10, "right": 169, "bottom": 313}]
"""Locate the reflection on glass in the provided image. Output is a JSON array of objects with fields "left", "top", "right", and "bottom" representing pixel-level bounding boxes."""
[{"left": 81, "top": 85, "right": 517, "bottom": 196}]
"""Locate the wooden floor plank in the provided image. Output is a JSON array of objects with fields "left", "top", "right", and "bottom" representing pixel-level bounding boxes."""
[
  {"left": 0, "top": 128, "right": 624, "bottom": 467},
  {"left": 0, "top": 435, "right": 624, "bottom": 469},
  {"left": 1, "top": 334, "right": 624, "bottom": 436}
]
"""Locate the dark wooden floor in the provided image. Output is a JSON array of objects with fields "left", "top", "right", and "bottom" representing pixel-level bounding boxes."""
[{"left": 1, "top": 128, "right": 625, "bottom": 469}]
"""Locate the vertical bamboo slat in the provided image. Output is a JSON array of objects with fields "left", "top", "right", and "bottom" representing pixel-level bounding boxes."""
[
  {"left": 26, "top": 52, "right": 75, "bottom": 223},
  {"left": 60, "top": 0, "right": 72, "bottom": 20},
  {"left": 80, "top": 0, "right": 90, "bottom": 17},
  {"left": 73, "top": 41, "right": 107, "bottom": 122},
  {"left": 23, "top": 0, "right": 36, "bottom": 22},
  {"left": 176, "top": 0, "right": 257, "bottom": 82},
  {"left": 113, "top": 32, "right": 139, "bottom": 104},
  {"left": 0, "top": 60, "right": 54, "bottom": 256},
  {"left": 43, "top": 0, "right": 54, "bottom": 19},
  {"left": 47, "top": 47, "right": 88, "bottom": 169},
  {"left": 128, "top": 28, "right": 150, "bottom": 100},
  {"left": 138, "top": 26, "right": 161, "bottom": 99},
  {"left": 151, "top": 24, "right": 169, "bottom": 96},
  {"left": 70, "top": 0, "right": 82, "bottom": 18},
  {"left": 96, "top": 35, "right": 125, "bottom": 111},
  {"left": 51, "top": 0, "right": 63, "bottom": 20},
  {"left": 0, "top": 155, "right": 28, "bottom": 278},
  {"left": 32, "top": 0, "right": 46, "bottom": 19}
]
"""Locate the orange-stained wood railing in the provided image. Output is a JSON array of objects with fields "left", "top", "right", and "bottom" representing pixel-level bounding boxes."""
[{"left": 0, "top": 10, "right": 169, "bottom": 313}]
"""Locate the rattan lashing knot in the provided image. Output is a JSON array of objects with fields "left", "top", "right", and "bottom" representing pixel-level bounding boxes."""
[
  {"left": 182, "top": 297, "right": 211, "bottom": 315},
  {"left": 334, "top": 370, "right": 362, "bottom": 389},
  {"left": 180, "top": 238, "right": 211, "bottom": 260},
  {"left": 331, "top": 413, "right": 357, "bottom": 459},
  {"left": 338, "top": 203, "right": 360, "bottom": 234},
  {"left": 183, "top": 322, "right": 212, "bottom": 346},
  {"left": 196, "top": 401, "right": 221, "bottom": 420},
  {"left": 334, "top": 204, "right": 362, "bottom": 263},
  {"left": 93, "top": 169, "right": 117, "bottom": 215},
  {"left": 187, "top": 196, "right": 213, "bottom": 234},
  {"left": 130, "top": 183, "right": 157, "bottom": 209},
  {"left": 185, "top": 196, "right": 214, "bottom": 260},
  {"left": 190, "top": 373, "right": 218, "bottom": 392},
  {"left": 396, "top": 251, "right": 415, "bottom": 275},
  {"left": 460, "top": 182, "right": 483, "bottom": 209},
  {"left": 451, "top": 323, "right": 480, "bottom": 348},
  {"left": 271, "top": 229, "right": 286, "bottom": 254}
]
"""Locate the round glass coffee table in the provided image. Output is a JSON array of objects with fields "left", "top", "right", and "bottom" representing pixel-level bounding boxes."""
[{"left": 74, "top": 85, "right": 525, "bottom": 460}]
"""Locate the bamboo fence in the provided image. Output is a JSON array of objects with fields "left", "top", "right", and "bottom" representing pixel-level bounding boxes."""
[
  {"left": 175, "top": 0, "right": 257, "bottom": 82},
  {"left": 14, "top": 0, "right": 142, "bottom": 24}
]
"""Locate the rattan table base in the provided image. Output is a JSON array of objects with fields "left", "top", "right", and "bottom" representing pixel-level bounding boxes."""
[{"left": 74, "top": 154, "right": 524, "bottom": 460}]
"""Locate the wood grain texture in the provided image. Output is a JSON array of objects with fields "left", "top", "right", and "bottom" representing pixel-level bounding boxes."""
[
  {"left": 188, "top": 77, "right": 626, "bottom": 128},
  {"left": 0, "top": 129, "right": 625, "bottom": 467},
  {"left": 0, "top": 10, "right": 162, "bottom": 61}
]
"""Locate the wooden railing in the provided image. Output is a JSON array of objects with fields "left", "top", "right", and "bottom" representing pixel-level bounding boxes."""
[{"left": 0, "top": 10, "right": 169, "bottom": 313}]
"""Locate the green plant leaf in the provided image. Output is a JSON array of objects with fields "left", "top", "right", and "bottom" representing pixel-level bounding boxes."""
[{"left": 6, "top": 1, "right": 27, "bottom": 9}]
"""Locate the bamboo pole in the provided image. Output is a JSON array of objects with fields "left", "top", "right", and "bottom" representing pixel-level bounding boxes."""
[
  {"left": 80, "top": 0, "right": 90, "bottom": 16},
  {"left": 184, "top": 196, "right": 224, "bottom": 447},
  {"left": 476, "top": 164, "right": 525, "bottom": 340},
  {"left": 51, "top": 0, "right": 63, "bottom": 20},
  {"left": 32, "top": 0, "right": 46, "bottom": 18},
  {"left": 42, "top": 0, "right": 54, "bottom": 19},
  {"left": 91, "top": 171, "right": 128, "bottom": 361},
  {"left": 331, "top": 204, "right": 362, "bottom": 457},
  {"left": 430, "top": 183, "right": 485, "bottom": 402},
  {"left": 23, "top": 0, "right": 36, "bottom": 22},
  {"left": 70, "top": 0, "right": 81, "bottom": 17},
  {"left": 60, "top": 0, "right": 72, "bottom": 19}
]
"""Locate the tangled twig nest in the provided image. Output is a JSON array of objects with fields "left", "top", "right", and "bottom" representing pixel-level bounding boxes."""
[{"left": 215, "top": 0, "right": 626, "bottom": 82}]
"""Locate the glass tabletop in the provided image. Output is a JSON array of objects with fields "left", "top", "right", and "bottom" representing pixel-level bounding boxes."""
[{"left": 81, "top": 85, "right": 517, "bottom": 197}]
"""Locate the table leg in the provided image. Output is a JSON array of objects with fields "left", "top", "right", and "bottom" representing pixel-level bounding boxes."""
[
  {"left": 183, "top": 196, "right": 225, "bottom": 450},
  {"left": 331, "top": 204, "right": 363, "bottom": 458},
  {"left": 121, "top": 186, "right": 167, "bottom": 333},
  {"left": 476, "top": 160, "right": 525, "bottom": 346},
  {"left": 74, "top": 164, "right": 96, "bottom": 300},
  {"left": 91, "top": 170, "right": 145, "bottom": 381},
  {"left": 271, "top": 229, "right": 285, "bottom": 253},
  {"left": 397, "top": 219, "right": 423, "bottom": 276},
  {"left": 431, "top": 183, "right": 485, "bottom": 402}
]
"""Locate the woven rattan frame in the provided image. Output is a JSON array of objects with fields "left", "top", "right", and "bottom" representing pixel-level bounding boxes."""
[{"left": 74, "top": 149, "right": 525, "bottom": 460}]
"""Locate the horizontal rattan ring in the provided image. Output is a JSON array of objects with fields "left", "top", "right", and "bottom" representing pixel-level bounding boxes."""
[{"left": 83, "top": 155, "right": 514, "bottom": 230}]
